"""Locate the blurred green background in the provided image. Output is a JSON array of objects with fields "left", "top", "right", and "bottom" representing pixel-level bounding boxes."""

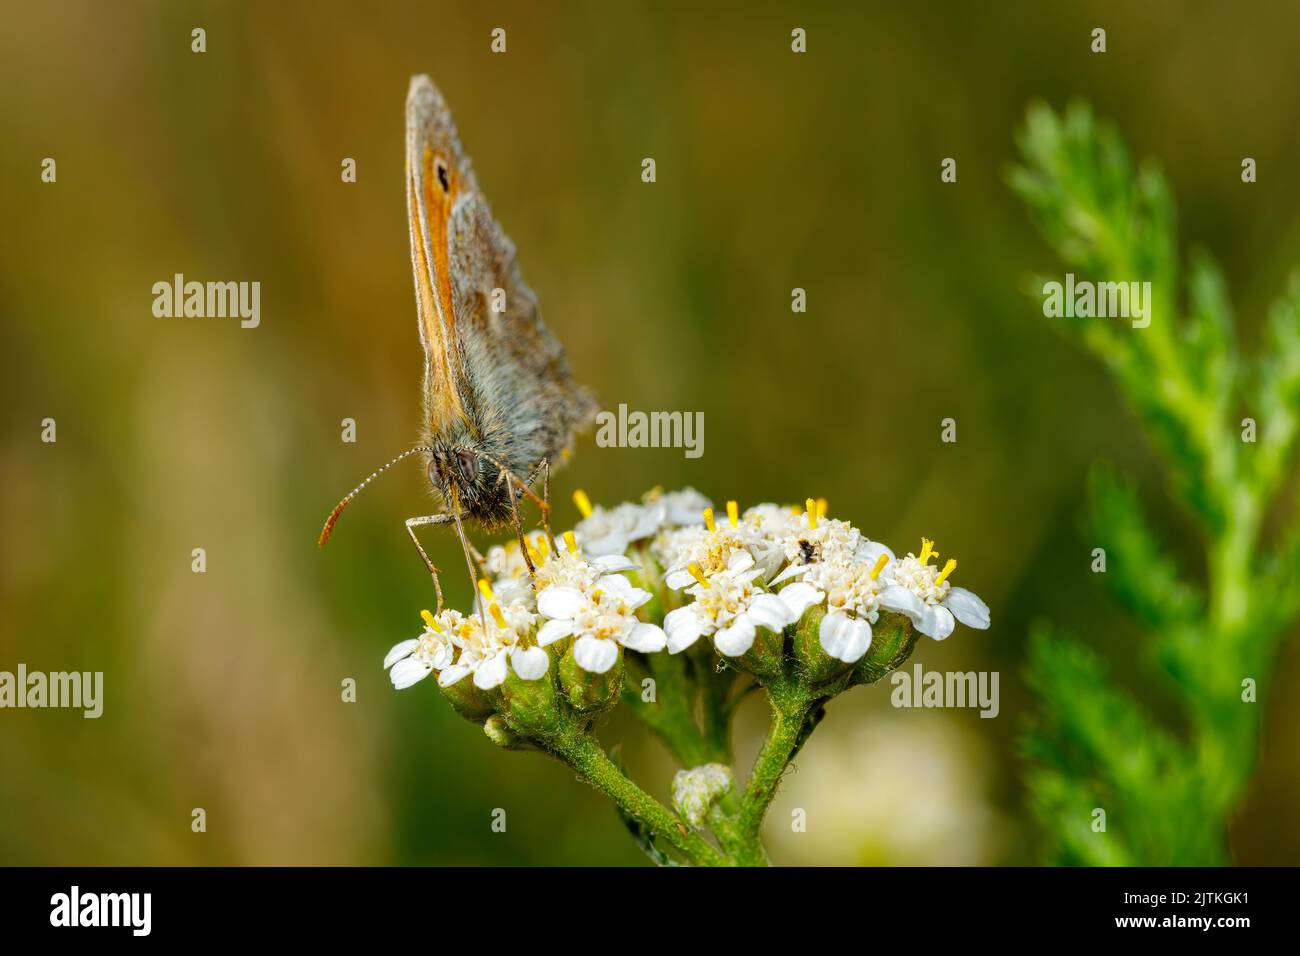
[{"left": 3, "top": 0, "right": 1299, "bottom": 865}]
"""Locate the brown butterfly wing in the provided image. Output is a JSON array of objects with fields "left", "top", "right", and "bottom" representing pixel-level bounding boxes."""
[
  {"left": 448, "top": 191, "right": 599, "bottom": 469},
  {"left": 406, "top": 76, "right": 597, "bottom": 468},
  {"left": 406, "top": 76, "right": 475, "bottom": 434}
]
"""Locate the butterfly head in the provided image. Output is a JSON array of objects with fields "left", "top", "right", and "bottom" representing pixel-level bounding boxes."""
[{"left": 425, "top": 429, "right": 514, "bottom": 525}]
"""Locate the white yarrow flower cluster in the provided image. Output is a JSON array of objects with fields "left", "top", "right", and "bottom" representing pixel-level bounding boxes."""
[
  {"left": 537, "top": 566, "right": 667, "bottom": 673},
  {"left": 875, "top": 538, "right": 992, "bottom": 640},
  {"left": 572, "top": 486, "right": 712, "bottom": 558},
  {"left": 383, "top": 490, "right": 989, "bottom": 702},
  {"left": 385, "top": 599, "right": 547, "bottom": 693},
  {"left": 664, "top": 550, "right": 796, "bottom": 656},
  {"left": 654, "top": 498, "right": 990, "bottom": 666}
]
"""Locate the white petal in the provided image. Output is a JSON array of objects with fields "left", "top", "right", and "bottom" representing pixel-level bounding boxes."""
[
  {"left": 596, "top": 572, "right": 634, "bottom": 593},
  {"left": 537, "top": 586, "right": 586, "bottom": 619},
  {"left": 437, "top": 663, "right": 470, "bottom": 687},
  {"left": 879, "top": 585, "right": 924, "bottom": 620},
  {"left": 573, "top": 635, "right": 619, "bottom": 673},
  {"left": 582, "top": 533, "right": 630, "bottom": 557},
  {"left": 713, "top": 616, "right": 756, "bottom": 657},
  {"left": 664, "top": 607, "right": 706, "bottom": 653},
  {"left": 747, "top": 592, "right": 795, "bottom": 632},
  {"left": 510, "top": 646, "right": 549, "bottom": 680},
  {"left": 383, "top": 638, "right": 420, "bottom": 669},
  {"left": 593, "top": 554, "right": 638, "bottom": 573},
  {"left": 621, "top": 621, "right": 667, "bottom": 653},
  {"left": 946, "top": 587, "right": 990, "bottom": 629},
  {"left": 855, "top": 540, "right": 895, "bottom": 566},
  {"left": 664, "top": 489, "right": 711, "bottom": 525},
  {"left": 778, "top": 581, "right": 824, "bottom": 618},
  {"left": 927, "top": 604, "right": 956, "bottom": 641},
  {"left": 726, "top": 550, "right": 755, "bottom": 573},
  {"left": 473, "top": 652, "right": 510, "bottom": 689},
  {"left": 597, "top": 575, "right": 651, "bottom": 608},
  {"left": 389, "top": 657, "right": 433, "bottom": 689},
  {"left": 537, "top": 618, "right": 575, "bottom": 647},
  {"left": 664, "top": 569, "right": 695, "bottom": 590},
  {"left": 771, "top": 563, "right": 812, "bottom": 585},
  {"left": 622, "top": 587, "right": 653, "bottom": 611},
  {"left": 818, "top": 612, "right": 872, "bottom": 663},
  {"left": 431, "top": 644, "right": 455, "bottom": 669}
]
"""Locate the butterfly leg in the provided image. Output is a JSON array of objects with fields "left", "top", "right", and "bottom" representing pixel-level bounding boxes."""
[
  {"left": 438, "top": 488, "right": 491, "bottom": 633},
  {"left": 535, "top": 457, "right": 557, "bottom": 553},
  {"left": 498, "top": 471, "right": 537, "bottom": 578},
  {"left": 405, "top": 514, "right": 457, "bottom": 613},
  {"left": 481, "top": 453, "right": 549, "bottom": 515}
]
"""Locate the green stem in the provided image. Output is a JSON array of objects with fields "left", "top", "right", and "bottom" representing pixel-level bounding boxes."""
[
  {"left": 737, "top": 684, "right": 811, "bottom": 855},
  {"left": 553, "top": 733, "right": 727, "bottom": 866}
]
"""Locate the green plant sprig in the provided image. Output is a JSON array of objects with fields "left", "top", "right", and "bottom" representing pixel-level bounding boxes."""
[{"left": 1010, "top": 101, "right": 1300, "bottom": 864}]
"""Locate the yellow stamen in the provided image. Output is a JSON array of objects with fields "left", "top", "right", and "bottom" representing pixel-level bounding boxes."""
[
  {"left": 806, "top": 498, "right": 818, "bottom": 529},
  {"left": 789, "top": 504, "right": 802, "bottom": 515},
  {"left": 489, "top": 603, "right": 508, "bottom": 628},
  {"left": 919, "top": 537, "right": 938, "bottom": 564},
  {"left": 591, "top": 589, "right": 604, "bottom": 603},
  {"left": 726, "top": 500, "right": 739, "bottom": 527},
  {"left": 564, "top": 530, "right": 579, "bottom": 554},
  {"left": 869, "top": 553, "right": 889, "bottom": 581},
  {"left": 572, "top": 489, "right": 593, "bottom": 519},
  {"left": 816, "top": 497, "right": 828, "bottom": 519},
  {"left": 537, "top": 535, "right": 550, "bottom": 557},
  {"left": 687, "top": 562, "right": 711, "bottom": 588},
  {"left": 477, "top": 578, "right": 494, "bottom": 603},
  {"left": 934, "top": 558, "right": 957, "bottom": 585},
  {"left": 703, "top": 507, "right": 716, "bottom": 532},
  {"left": 420, "top": 609, "right": 442, "bottom": 632},
  {"left": 525, "top": 543, "right": 542, "bottom": 566}
]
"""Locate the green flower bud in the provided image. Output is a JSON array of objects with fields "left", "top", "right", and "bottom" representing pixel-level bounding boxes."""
[
  {"left": 792, "top": 605, "right": 854, "bottom": 686},
  {"left": 560, "top": 645, "right": 624, "bottom": 714},
  {"left": 494, "top": 662, "right": 564, "bottom": 741},
  {"left": 729, "top": 622, "right": 786, "bottom": 681},
  {"left": 483, "top": 714, "right": 525, "bottom": 749},
  {"left": 438, "top": 677, "right": 495, "bottom": 723},
  {"left": 852, "top": 612, "right": 918, "bottom": 686}
]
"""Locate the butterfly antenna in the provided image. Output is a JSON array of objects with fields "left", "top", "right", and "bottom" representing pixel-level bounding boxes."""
[{"left": 318, "top": 446, "right": 432, "bottom": 547}]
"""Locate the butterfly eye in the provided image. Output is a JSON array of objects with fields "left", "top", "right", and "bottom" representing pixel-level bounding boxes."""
[
  {"left": 455, "top": 450, "right": 478, "bottom": 484},
  {"left": 435, "top": 158, "right": 450, "bottom": 193}
]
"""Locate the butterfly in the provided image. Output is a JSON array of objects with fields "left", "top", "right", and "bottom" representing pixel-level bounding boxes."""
[{"left": 320, "top": 76, "right": 597, "bottom": 611}]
